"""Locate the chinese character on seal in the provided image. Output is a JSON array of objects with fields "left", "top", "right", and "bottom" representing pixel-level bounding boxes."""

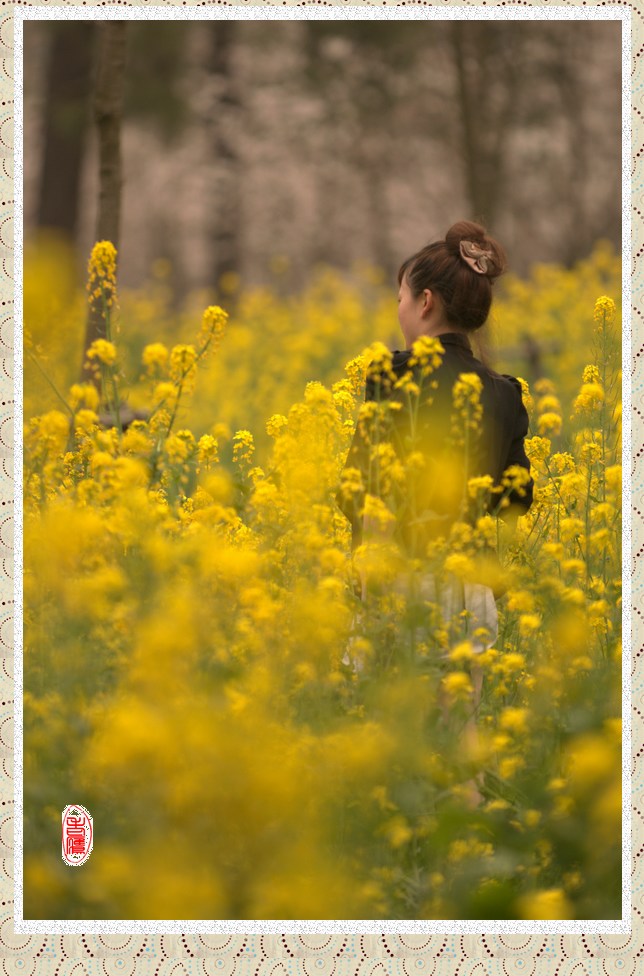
[{"left": 61, "top": 804, "right": 93, "bottom": 867}]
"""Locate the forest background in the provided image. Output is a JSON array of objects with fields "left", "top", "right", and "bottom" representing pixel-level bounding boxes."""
[{"left": 23, "top": 18, "right": 621, "bottom": 298}]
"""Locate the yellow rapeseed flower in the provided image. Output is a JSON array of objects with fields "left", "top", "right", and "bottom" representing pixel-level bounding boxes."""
[
  {"left": 122, "top": 427, "right": 150, "bottom": 455},
  {"left": 449, "top": 640, "right": 475, "bottom": 663},
  {"left": 87, "top": 240, "right": 117, "bottom": 309},
  {"left": 533, "top": 377, "right": 556, "bottom": 397},
  {"left": 364, "top": 342, "right": 395, "bottom": 394},
  {"left": 573, "top": 382, "right": 604, "bottom": 416},
  {"left": 361, "top": 493, "right": 396, "bottom": 530},
  {"left": 169, "top": 344, "right": 198, "bottom": 383},
  {"left": 232, "top": 429, "right": 255, "bottom": 467},
  {"left": 69, "top": 382, "right": 100, "bottom": 412},
  {"left": 441, "top": 672, "right": 473, "bottom": 701},
  {"left": 142, "top": 342, "right": 169, "bottom": 375},
  {"left": 537, "top": 412, "right": 562, "bottom": 437},
  {"left": 579, "top": 440, "right": 602, "bottom": 464},
  {"left": 199, "top": 304, "right": 228, "bottom": 347},
  {"left": 444, "top": 552, "right": 476, "bottom": 580},
  {"left": 593, "top": 295, "right": 616, "bottom": 323},
  {"left": 499, "top": 707, "right": 529, "bottom": 735},
  {"left": 525, "top": 436, "right": 551, "bottom": 462},
  {"left": 393, "top": 372, "right": 420, "bottom": 397},
  {"left": 165, "top": 430, "right": 196, "bottom": 464},
  {"left": 197, "top": 434, "right": 219, "bottom": 467},
  {"left": 518, "top": 613, "right": 541, "bottom": 636},
  {"left": 153, "top": 381, "right": 177, "bottom": 405},
  {"left": 500, "top": 652, "right": 526, "bottom": 673},
  {"left": 500, "top": 465, "right": 532, "bottom": 496},
  {"left": 452, "top": 372, "right": 483, "bottom": 431},
  {"left": 74, "top": 408, "right": 99, "bottom": 432},
  {"left": 266, "top": 414, "right": 288, "bottom": 438},
  {"left": 536, "top": 394, "right": 562, "bottom": 415},
  {"left": 409, "top": 335, "right": 444, "bottom": 374},
  {"left": 344, "top": 354, "right": 368, "bottom": 396},
  {"left": 582, "top": 364, "right": 600, "bottom": 384},
  {"left": 467, "top": 475, "right": 494, "bottom": 499},
  {"left": 515, "top": 376, "right": 534, "bottom": 413},
  {"left": 383, "top": 815, "right": 413, "bottom": 849},
  {"left": 86, "top": 338, "right": 117, "bottom": 366}
]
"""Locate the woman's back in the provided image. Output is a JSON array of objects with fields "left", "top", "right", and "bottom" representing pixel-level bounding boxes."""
[
  {"left": 336, "top": 220, "right": 534, "bottom": 557},
  {"left": 338, "top": 332, "right": 532, "bottom": 556}
]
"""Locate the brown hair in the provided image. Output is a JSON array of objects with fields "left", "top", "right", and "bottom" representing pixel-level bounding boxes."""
[{"left": 397, "top": 220, "right": 507, "bottom": 332}]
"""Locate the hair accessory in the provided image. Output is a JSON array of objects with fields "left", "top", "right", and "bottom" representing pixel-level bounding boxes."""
[{"left": 459, "top": 239, "right": 493, "bottom": 275}]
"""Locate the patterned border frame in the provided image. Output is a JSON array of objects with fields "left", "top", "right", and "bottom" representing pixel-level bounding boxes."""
[{"left": 2, "top": 1, "right": 638, "bottom": 972}]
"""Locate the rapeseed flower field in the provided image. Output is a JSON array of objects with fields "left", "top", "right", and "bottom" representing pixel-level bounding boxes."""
[{"left": 23, "top": 238, "right": 622, "bottom": 920}]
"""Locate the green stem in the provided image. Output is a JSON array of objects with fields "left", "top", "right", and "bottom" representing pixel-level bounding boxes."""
[
  {"left": 161, "top": 379, "right": 185, "bottom": 440},
  {"left": 147, "top": 336, "right": 214, "bottom": 429},
  {"left": 101, "top": 292, "right": 122, "bottom": 441},
  {"left": 25, "top": 348, "right": 75, "bottom": 420},
  {"left": 584, "top": 457, "right": 593, "bottom": 585}
]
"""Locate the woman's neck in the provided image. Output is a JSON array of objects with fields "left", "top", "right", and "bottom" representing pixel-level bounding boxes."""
[{"left": 405, "top": 325, "right": 466, "bottom": 349}]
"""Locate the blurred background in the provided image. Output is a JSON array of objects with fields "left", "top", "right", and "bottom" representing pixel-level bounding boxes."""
[
  {"left": 24, "top": 18, "right": 621, "bottom": 294},
  {"left": 22, "top": 18, "right": 623, "bottom": 460}
]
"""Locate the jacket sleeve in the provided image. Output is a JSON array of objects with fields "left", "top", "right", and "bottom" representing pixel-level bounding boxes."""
[
  {"left": 334, "top": 365, "right": 371, "bottom": 548},
  {"left": 500, "top": 376, "right": 534, "bottom": 514},
  {"left": 334, "top": 369, "right": 387, "bottom": 549},
  {"left": 335, "top": 420, "right": 369, "bottom": 550}
]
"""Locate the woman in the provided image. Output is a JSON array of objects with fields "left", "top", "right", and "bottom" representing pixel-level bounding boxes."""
[{"left": 336, "top": 222, "right": 534, "bottom": 768}]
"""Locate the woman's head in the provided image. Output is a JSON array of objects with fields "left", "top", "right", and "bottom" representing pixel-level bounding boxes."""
[{"left": 397, "top": 221, "right": 507, "bottom": 341}]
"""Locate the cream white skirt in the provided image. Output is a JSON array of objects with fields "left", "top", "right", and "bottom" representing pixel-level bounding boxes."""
[{"left": 342, "top": 573, "right": 498, "bottom": 671}]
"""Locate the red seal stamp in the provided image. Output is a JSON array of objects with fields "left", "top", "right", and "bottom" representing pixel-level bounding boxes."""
[{"left": 61, "top": 804, "right": 93, "bottom": 867}]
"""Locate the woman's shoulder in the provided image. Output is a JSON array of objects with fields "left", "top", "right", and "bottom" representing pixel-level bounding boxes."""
[
  {"left": 392, "top": 349, "right": 413, "bottom": 374},
  {"left": 481, "top": 365, "right": 524, "bottom": 397},
  {"left": 498, "top": 373, "right": 525, "bottom": 400}
]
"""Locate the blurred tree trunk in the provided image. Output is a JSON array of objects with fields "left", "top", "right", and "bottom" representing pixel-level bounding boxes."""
[
  {"left": 81, "top": 22, "right": 128, "bottom": 386},
  {"left": 208, "top": 21, "right": 243, "bottom": 297},
  {"left": 450, "top": 22, "right": 519, "bottom": 225},
  {"left": 36, "top": 22, "right": 94, "bottom": 241},
  {"left": 556, "top": 59, "right": 591, "bottom": 264},
  {"left": 366, "top": 159, "right": 394, "bottom": 275}
]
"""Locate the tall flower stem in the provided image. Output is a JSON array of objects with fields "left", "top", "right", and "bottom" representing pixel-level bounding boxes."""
[{"left": 101, "top": 291, "right": 122, "bottom": 439}]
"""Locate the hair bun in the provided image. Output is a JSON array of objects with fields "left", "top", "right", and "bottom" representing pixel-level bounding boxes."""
[{"left": 445, "top": 220, "right": 506, "bottom": 281}]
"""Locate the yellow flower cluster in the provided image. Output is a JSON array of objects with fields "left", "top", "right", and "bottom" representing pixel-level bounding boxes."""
[
  {"left": 86, "top": 338, "right": 117, "bottom": 366},
  {"left": 452, "top": 372, "right": 483, "bottom": 437},
  {"left": 87, "top": 240, "right": 118, "bottom": 309},
  {"left": 169, "top": 343, "right": 198, "bottom": 382},
  {"left": 22, "top": 237, "right": 621, "bottom": 923},
  {"left": 593, "top": 295, "right": 616, "bottom": 323},
  {"left": 199, "top": 304, "right": 228, "bottom": 352},
  {"left": 142, "top": 342, "right": 169, "bottom": 374},
  {"left": 408, "top": 335, "right": 445, "bottom": 375},
  {"left": 232, "top": 428, "right": 255, "bottom": 467}
]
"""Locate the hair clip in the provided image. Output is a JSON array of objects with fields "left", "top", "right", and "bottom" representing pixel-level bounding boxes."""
[{"left": 459, "top": 240, "right": 493, "bottom": 275}]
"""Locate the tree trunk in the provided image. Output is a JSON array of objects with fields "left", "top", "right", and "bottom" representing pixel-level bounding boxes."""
[
  {"left": 81, "top": 22, "right": 128, "bottom": 385},
  {"left": 451, "top": 22, "right": 482, "bottom": 219},
  {"left": 36, "top": 22, "right": 94, "bottom": 242},
  {"left": 558, "top": 62, "right": 591, "bottom": 265},
  {"left": 208, "top": 21, "right": 243, "bottom": 298},
  {"left": 93, "top": 22, "right": 128, "bottom": 248},
  {"left": 450, "top": 23, "right": 517, "bottom": 227}
]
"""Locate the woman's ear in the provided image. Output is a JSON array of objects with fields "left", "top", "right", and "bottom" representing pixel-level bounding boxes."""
[{"left": 421, "top": 289, "right": 434, "bottom": 317}]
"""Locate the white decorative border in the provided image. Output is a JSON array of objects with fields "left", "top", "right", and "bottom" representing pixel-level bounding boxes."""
[{"left": 3, "top": 0, "right": 638, "bottom": 967}]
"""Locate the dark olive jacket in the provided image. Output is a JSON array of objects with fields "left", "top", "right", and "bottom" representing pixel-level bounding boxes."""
[{"left": 335, "top": 331, "right": 534, "bottom": 556}]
